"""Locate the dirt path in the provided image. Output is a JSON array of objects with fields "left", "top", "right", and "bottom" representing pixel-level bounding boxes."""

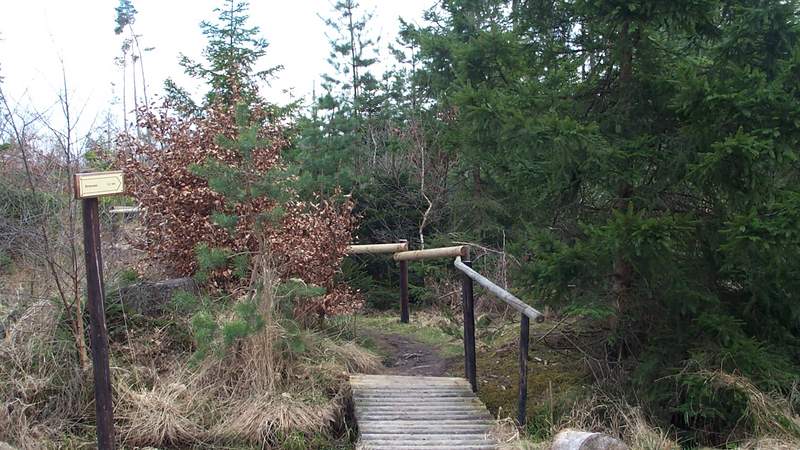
[{"left": 362, "top": 329, "right": 454, "bottom": 377}]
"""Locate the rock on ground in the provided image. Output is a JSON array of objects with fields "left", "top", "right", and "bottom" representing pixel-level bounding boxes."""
[
  {"left": 116, "top": 277, "right": 198, "bottom": 315},
  {"left": 550, "top": 429, "right": 629, "bottom": 450}
]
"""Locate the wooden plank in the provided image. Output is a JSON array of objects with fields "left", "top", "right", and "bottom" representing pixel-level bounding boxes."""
[
  {"left": 351, "top": 376, "right": 472, "bottom": 384},
  {"left": 352, "top": 375, "right": 501, "bottom": 450},
  {"left": 392, "top": 246, "right": 467, "bottom": 261},
  {"left": 360, "top": 423, "right": 494, "bottom": 432}
]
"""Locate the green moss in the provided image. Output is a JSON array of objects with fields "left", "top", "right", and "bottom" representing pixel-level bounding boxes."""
[{"left": 468, "top": 319, "right": 590, "bottom": 442}]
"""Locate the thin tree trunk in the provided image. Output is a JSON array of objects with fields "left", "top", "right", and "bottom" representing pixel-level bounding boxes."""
[
  {"left": 347, "top": 1, "right": 359, "bottom": 114},
  {"left": 131, "top": 54, "right": 141, "bottom": 138},
  {"left": 129, "top": 25, "right": 149, "bottom": 108},
  {"left": 122, "top": 53, "right": 128, "bottom": 134},
  {"left": 473, "top": 165, "right": 482, "bottom": 197},
  {"left": 59, "top": 67, "right": 89, "bottom": 370},
  {"left": 612, "top": 19, "right": 635, "bottom": 323}
]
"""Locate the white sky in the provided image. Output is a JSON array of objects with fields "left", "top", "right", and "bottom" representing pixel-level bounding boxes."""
[{"left": 0, "top": 0, "right": 433, "bottom": 138}]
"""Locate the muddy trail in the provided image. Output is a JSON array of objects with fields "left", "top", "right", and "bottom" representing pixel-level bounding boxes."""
[{"left": 361, "top": 329, "right": 456, "bottom": 377}]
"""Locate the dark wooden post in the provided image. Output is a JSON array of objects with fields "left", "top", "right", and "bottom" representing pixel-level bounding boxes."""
[
  {"left": 461, "top": 259, "right": 477, "bottom": 392},
  {"left": 399, "top": 259, "right": 409, "bottom": 324},
  {"left": 518, "top": 314, "right": 530, "bottom": 426},
  {"left": 82, "top": 198, "right": 115, "bottom": 449}
]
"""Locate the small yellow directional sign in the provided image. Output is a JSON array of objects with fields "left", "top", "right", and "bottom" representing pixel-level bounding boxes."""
[{"left": 74, "top": 171, "right": 124, "bottom": 199}]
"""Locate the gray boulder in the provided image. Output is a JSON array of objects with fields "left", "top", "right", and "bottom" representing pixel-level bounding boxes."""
[
  {"left": 116, "top": 277, "right": 199, "bottom": 315},
  {"left": 551, "top": 430, "right": 629, "bottom": 450}
]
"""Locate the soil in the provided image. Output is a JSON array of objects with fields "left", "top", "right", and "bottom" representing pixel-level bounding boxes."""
[{"left": 362, "top": 329, "right": 455, "bottom": 377}]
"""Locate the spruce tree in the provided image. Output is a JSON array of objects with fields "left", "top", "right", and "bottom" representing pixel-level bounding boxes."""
[
  {"left": 176, "top": 0, "right": 281, "bottom": 107},
  {"left": 292, "top": 0, "right": 381, "bottom": 195}
]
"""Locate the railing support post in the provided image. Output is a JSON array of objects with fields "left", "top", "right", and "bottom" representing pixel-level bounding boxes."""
[
  {"left": 461, "top": 259, "right": 477, "bottom": 392},
  {"left": 518, "top": 314, "right": 530, "bottom": 426},
  {"left": 399, "top": 259, "right": 409, "bottom": 324},
  {"left": 82, "top": 198, "right": 116, "bottom": 449}
]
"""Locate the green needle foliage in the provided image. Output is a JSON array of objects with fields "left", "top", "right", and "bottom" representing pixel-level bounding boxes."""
[{"left": 292, "top": 0, "right": 800, "bottom": 444}]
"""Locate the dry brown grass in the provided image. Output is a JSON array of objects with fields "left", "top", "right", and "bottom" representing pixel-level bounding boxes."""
[
  {"left": 698, "top": 370, "right": 800, "bottom": 446},
  {"left": 557, "top": 390, "right": 680, "bottom": 450},
  {"left": 492, "top": 417, "right": 522, "bottom": 447},
  {"left": 546, "top": 371, "right": 800, "bottom": 449},
  {"left": 1, "top": 251, "right": 380, "bottom": 449},
  {"left": 115, "top": 370, "right": 208, "bottom": 447},
  {"left": 738, "top": 437, "right": 800, "bottom": 449},
  {"left": 0, "top": 298, "right": 93, "bottom": 449},
  {"left": 213, "top": 392, "right": 337, "bottom": 443},
  {"left": 111, "top": 254, "right": 379, "bottom": 448}
]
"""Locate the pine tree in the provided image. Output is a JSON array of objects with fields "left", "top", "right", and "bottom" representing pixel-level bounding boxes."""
[
  {"left": 320, "top": 0, "right": 379, "bottom": 115},
  {"left": 119, "top": 0, "right": 359, "bottom": 318}
]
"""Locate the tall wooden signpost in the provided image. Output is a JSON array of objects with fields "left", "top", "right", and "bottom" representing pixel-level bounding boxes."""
[{"left": 74, "top": 170, "right": 124, "bottom": 450}]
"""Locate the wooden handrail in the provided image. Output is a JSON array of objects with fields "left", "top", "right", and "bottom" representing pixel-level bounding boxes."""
[
  {"left": 346, "top": 242, "right": 409, "bottom": 254},
  {"left": 453, "top": 255, "right": 544, "bottom": 427},
  {"left": 454, "top": 256, "right": 543, "bottom": 321},
  {"left": 393, "top": 245, "right": 467, "bottom": 261},
  {"left": 346, "top": 241, "right": 411, "bottom": 323}
]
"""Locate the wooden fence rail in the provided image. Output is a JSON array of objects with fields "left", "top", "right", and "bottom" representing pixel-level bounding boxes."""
[
  {"left": 454, "top": 255, "right": 543, "bottom": 426},
  {"left": 346, "top": 242, "right": 409, "bottom": 254},
  {"left": 392, "top": 245, "right": 467, "bottom": 261}
]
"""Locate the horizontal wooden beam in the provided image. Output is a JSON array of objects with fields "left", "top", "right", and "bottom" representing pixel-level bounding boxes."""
[
  {"left": 347, "top": 242, "right": 409, "bottom": 255},
  {"left": 393, "top": 246, "right": 467, "bottom": 262}
]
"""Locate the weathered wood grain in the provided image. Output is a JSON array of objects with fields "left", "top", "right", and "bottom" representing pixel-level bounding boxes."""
[{"left": 351, "top": 375, "right": 500, "bottom": 450}]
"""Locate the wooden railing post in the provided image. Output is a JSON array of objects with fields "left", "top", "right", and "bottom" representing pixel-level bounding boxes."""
[
  {"left": 399, "top": 239, "right": 409, "bottom": 323},
  {"left": 399, "top": 260, "right": 409, "bottom": 323},
  {"left": 518, "top": 314, "right": 530, "bottom": 426},
  {"left": 461, "top": 259, "right": 477, "bottom": 392},
  {"left": 82, "top": 198, "right": 116, "bottom": 449}
]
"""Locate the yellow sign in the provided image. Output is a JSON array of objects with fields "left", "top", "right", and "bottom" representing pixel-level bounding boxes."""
[{"left": 74, "top": 171, "right": 124, "bottom": 199}]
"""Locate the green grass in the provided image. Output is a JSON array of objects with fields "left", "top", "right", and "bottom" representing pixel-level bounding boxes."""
[{"left": 356, "top": 313, "right": 464, "bottom": 358}]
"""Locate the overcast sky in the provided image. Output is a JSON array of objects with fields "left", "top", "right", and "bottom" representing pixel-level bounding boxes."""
[{"left": 0, "top": 0, "right": 433, "bottom": 138}]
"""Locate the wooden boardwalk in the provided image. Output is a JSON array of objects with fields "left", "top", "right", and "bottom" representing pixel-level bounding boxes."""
[{"left": 351, "top": 374, "right": 501, "bottom": 450}]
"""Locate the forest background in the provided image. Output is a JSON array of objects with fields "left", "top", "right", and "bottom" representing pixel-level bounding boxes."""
[{"left": 1, "top": 0, "right": 799, "bottom": 449}]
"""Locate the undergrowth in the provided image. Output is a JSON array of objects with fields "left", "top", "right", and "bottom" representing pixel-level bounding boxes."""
[{"left": 0, "top": 253, "right": 379, "bottom": 449}]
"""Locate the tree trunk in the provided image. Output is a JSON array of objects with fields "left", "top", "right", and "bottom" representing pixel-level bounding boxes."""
[
  {"left": 122, "top": 54, "right": 128, "bottom": 134},
  {"left": 347, "top": 1, "right": 359, "bottom": 115},
  {"left": 472, "top": 165, "right": 482, "bottom": 197},
  {"left": 612, "top": 19, "right": 635, "bottom": 323}
]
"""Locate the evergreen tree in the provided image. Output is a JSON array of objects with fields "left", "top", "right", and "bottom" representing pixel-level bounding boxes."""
[
  {"left": 292, "top": 0, "right": 382, "bottom": 195},
  {"left": 320, "top": 0, "right": 379, "bottom": 115},
  {"left": 120, "top": 0, "right": 359, "bottom": 320},
  {"left": 175, "top": 0, "right": 281, "bottom": 107},
  {"left": 403, "top": 0, "right": 800, "bottom": 442}
]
